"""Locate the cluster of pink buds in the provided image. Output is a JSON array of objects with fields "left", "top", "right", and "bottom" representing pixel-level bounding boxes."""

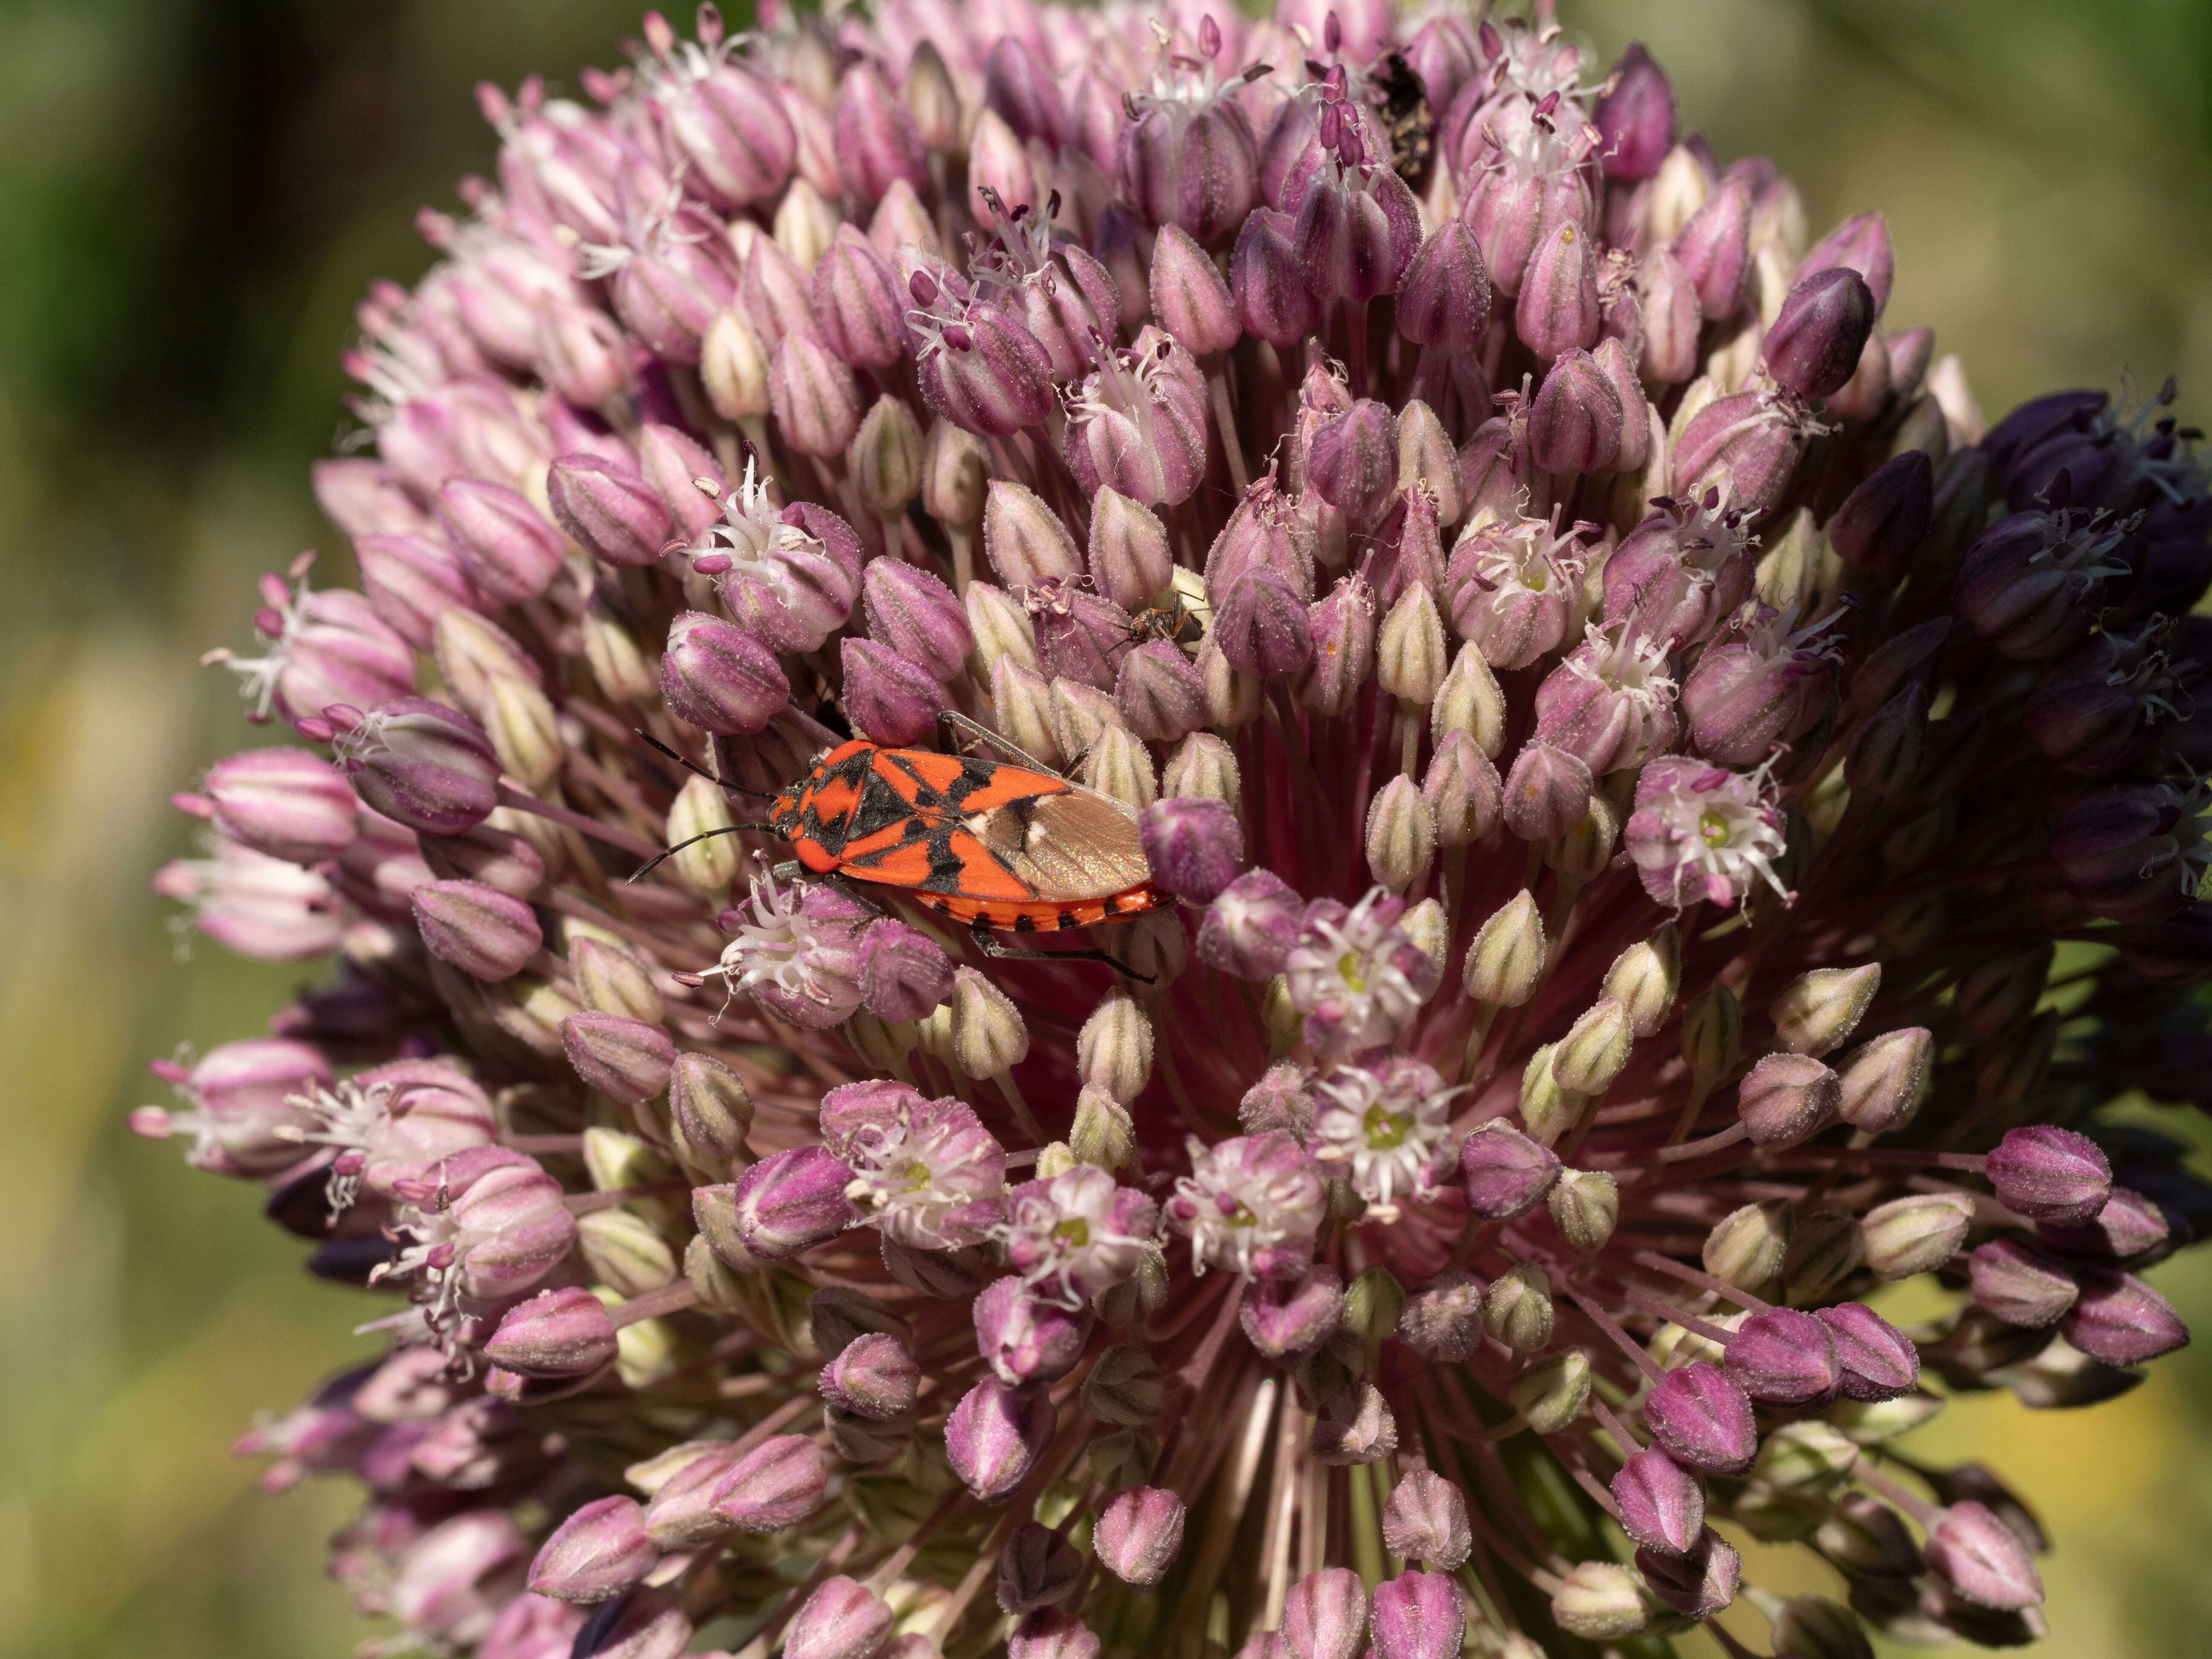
[{"left": 145, "top": 2, "right": 2211, "bottom": 1656}]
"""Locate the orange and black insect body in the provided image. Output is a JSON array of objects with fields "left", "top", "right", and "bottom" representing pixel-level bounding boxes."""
[{"left": 634, "top": 718, "right": 1165, "bottom": 972}]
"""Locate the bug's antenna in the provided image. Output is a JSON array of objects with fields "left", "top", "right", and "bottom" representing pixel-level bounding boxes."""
[
  {"left": 628, "top": 827, "right": 754, "bottom": 883},
  {"left": 631, "top": 729, "right": 774, "bottom": 801}
]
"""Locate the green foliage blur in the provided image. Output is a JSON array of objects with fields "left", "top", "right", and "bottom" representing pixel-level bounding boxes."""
[{"left": 0, "top": 2, "right": 2206, "bottom": 1655}]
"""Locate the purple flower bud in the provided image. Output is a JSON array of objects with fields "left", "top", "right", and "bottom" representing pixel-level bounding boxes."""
[
  {"left": 1065, "top": 329, "right": 1210, "bottom": 508},
  {"left": 412, "top": 878, "right": 541, "bottom": 981},
  {"left": 1214, "top": 568, "right": 1316, "bottom": 678},
  {"left": 202, "top": 747, "right": 359, "bottom": 867},
  {"left": 1397, "top": 218, "right": 1493, "bottom": 351},
  {"left": 1502, "top": 742, "right": 1594, "bottom": 841},
  {"left": 709, "top": 1434, "right": 829, "bottom": 1534},
  {"left": 1671, "top": 177, "right": 1752, "bottom": 320},
  {"left": 485, "top": 1286, "right": 618, "bottom": 1379},
  {"left": 1612, "top": 1447, "right": 1703, "bottom": 1556},
  {"left": 1396, "top": 1271, "right": 1486, "bottom": 1362},
  {"left": 1088, "top": 488, "right": 1173, "bottom": 612},
  {"left": 1638, "top": 1531, "right": 1740, "bottom": 1619},
  {"left": 985, "top": 479, "right": 1084, "bottom": 588},
  {"left": 527, "top": 1496, "right": 656, "bottom": 1604},
  {"left": 1516, "top": 221, "right": 1601, "bottom": 362},
  {"left": 1736, "top": 1052, "right": 1842, "bottom": 1150},
  {"left": 1380, "top": 1469, "right": 1471, "bottom": 1569},
  {"left": 946, "top": 1377, "right": 1056, "bottom": 1500},
  {"left": 1987, "top": 1126, "right": 2111, "bottom": 1224},
  {"left": 814, "top": 227, "right": 912, "bottom": 370},
  {"left": 1458, "top": 1122, "right": 1561, "bottom": 1218},
  {"left": 742, "top": 235, "right": 823, "bottom": 346},
  {"left": 1197, "top": 867, "right": 1306, "bottom": 979},
  {"left": 314, "top": 456, "right": 429, "bottom": 538},
  {"left": 1815, "top": 1302, "right": 1921, "bottom": 1401},
  {"left": 820, "top": 1330, "right": 921, "bottom": 1420},
  {"left": 1124, "top": 87, "right": 1260, "bottom": 249},
  {"left": 547, "top": 455, "right": 671, "bottom": 569},
  {"left": 1283, "top": 1566, "right": 1369, "bottom": 1659},
  {"left": 732, "top": 1145, "right": 860, "bottom": 1259},
  {"left": 2051, "top": 781, "right": 2206, "bottom": 923},
  {"left": 1796, "top": 211, "right": 1895, "bottom": 317},
  {"left": 352, "top": 530, "right": 480, "bottom": 650},
  {"left": 1675, "top": 389, "right": 1809, "bottom": 511},
  {"left": 1130, "top": 795, "right": 1242, "bottom": 903},
  {"left": 785, "top": 1576, "right": 895, "bottom": 1659},
  {"left": 1764, "top": 269, "right": 1878, "bottom": 401},
  {"left": 1150, "top": 225, "right": 1241, "bottom": 356},
  {"left": 771, "top": 335, "right": 864, "bottom": 459},
  {"left": 1232, "top": 207, "right": 1321, "bottom": 348},
  {"left": 997, "top": 1520, "right": 1082, "bottom": 1614},
  {"left": 834, "top": 65, "right": 927, "bottom": 208},
  {"left": 633, "top": 425, "right": 722, "bottom": 541},
  {"left": 841, "top": 637, "right": 946, "bottom": 745},
  {"left": 437, "top": 477, "right": 565, "bottom": 605},
  {"left": 862, "top": 559, "right": 972, "bottom": 682},
  {"left": 1925, "top": 1502, "right": 2043, "bottom": 1612},
  {"left": 1118, "top": 639, "right": 1211, "bottom": 743},
  {"left": 1679, "top": 608, "right": 1837, "bottom": 767},
  {"left": 1644, "top": 1361, "right": 1757, "bottom": 1474},
  {"left": 660, "top": 611, "right": 791, "bottom": 735},
  {"left": 1727, "top": 1307, "right": 1842, "bottom": 1405},
  {"left": 918, "top": 305, "right": 1056, "bottom": 438},
  {"left": 1969, "top": 1239, "right": 2080, "bottom": 1328},
  {"left": 1371, "top": 1570, "right": 1465, "bottom": 1659},
  {"left": 1008, "top": 1611, "right": 1101, "bottom": 1659},
  {"left": 1240, "top": 1263, "right": 1345, "bottom": 1359},
  {"left": 975, "top": 1275, "right": 1093, "bottom": 1385},
  {"left": 985, "top": 38, "right": 1067, "bottom": 149},
  {"left": 2062, "top": 1267, "right": 2190, "bottom": 1365},
  {"left": 1596, "top": 44, "right": 1676, "bottom": 181},
  {"left": 559, "top": 1012, "right": 676, "bottom": 1105},
  {"left": 652, "top": 52, "right": 794, "bottom": 209},
  {"left": 2038, "top": 1186, "right": 2170, "bottom": 1264},
  {"left": 330, "top": 696, "right": 498, "bottom": 835},
  {"left": 857, "top": 920, "right": 954, "bottom": 1023},
  {"left": 1529, "top": 348, "right": 1625, "bottom": 474},
  {"left": 1830, "top": 451, "right": 1934, "bottom": 574},
  {"left": 1308, "top": 400, "right": 1398, "bottom": 521},
  {"left": 1093, "top": 1485, "right": 1186, "bottom": 1587}
]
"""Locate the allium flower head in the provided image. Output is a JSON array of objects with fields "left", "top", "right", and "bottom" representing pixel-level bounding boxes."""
[{"left": 151, "top": 6, "right": 2211, "bottom": 1656}]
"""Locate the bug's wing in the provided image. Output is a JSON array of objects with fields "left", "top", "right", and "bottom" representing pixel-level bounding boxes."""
[{"left": 975, "top": 789, "right": 1151, "bottom": 902}]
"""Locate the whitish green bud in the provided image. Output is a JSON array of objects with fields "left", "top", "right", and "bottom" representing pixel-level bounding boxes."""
[
  {"left": 1543, "top": 792, "right": 1620, "bottom": 881},
  {"left": 578, "top": 1208, "right": 678, "bottom": 1297},
  {"left": 570, "top": 935, "right": 664, "bottom": 1025},
  {"left": 992, "top": 658, "right": 1062, "bottom": 770},
  {"left": 1071, "top": 1085, "right": 1136, "bottom": 1171},
  {"left": 922, "top": 417, "right": 990, "bottom": 524},
  {"left": 1084, "top": 724, "right": 1158, "bottom": 809},
  {"left": 582, "top": 602, "right": 660, "bottom": 703},
  {"left": 1161, "top": 731, "right": 1240, "bottom": 806},
  {"left": 1681, "top": 981, "right": 1742, "bottom": 1083},
  {"left": 613, "top": 1311, "right": 679, "bottom": 1388},
  {"left": 1431, "top": 643, "right": 1507, "bottom": 757},
  {"left": 949, "top": 966, "right": 1028, "bottom": 1077},
  {"left": 1755, "top": 1422, "right": 1860, "bottom": 1494},
  {"left": 1548, "top": 1169, "right": 1620, "bottom": 1252},
  {"left": 1519, "top": 1043, "right": 1572, "bottom": 1142},
  {"left": 584, "top": 1126, "right": 667, "bottom": 1194},
  {"left": 1197, "top": 636, "right": 1262, "bottom": 729},
  {"left": 850, "top": 394, "right": 924, "bottom": 517},
  {"left": 1343, "top": 1266, "right": 1406, "bottom": 1344},
  {"left": 1078, "top": 987, "right": 1153, "bottom": 1105},
  {"left": 1773, "top": 1596, "right": 1875, "bottom": 1659},
  {"left": 1814, "top": 1493, "right": 1921, "bottom": 1578},
  {"left": 914, "top": 997, "right": 956, "bottom": 1063},
  {"left": 1262, "top": 974, "right": 1301, "bottom": 1046},
  {"left": 1704, "top": 1200, "right": 1793, "bottom": 1291},
  {"left": 1052, "top": 677, "right": 1124, "bottom": 761},
  {"left": 684, "top": 1231, "right": 749, "bottom": 1313},
  {"left": 1862, "top": 1191, "right": 1972, "bottom": 1280},
  {"left": 967, "top": 580, "right": 1040, "bottom": 675},
  {"left": 1398, "top": 400, "right": 1463, "bottom": 524},
  {"left": 1773, "top": 963, "right": 1882, "bottom": 1057},
  {"left": 1604, "top": 927, "right": 1681, "bottom": 1039},
  {"left": 1365, "top": 774, "right": 1438, "bottom": 893},
  {"left": 479, "top": 971, "right": 579, "bottom": 1057},
  {"left": 1551, "top": 998, "right": 1633, "bottom": 1095},
  {"left": 1834, "top": 1027, "right": 1931, "bottom": 1134},
  {"left": 1400, "top": 898, "right": 1449, "bottom": 977},
  {"left": 1082, "top": 1346, "right": 1164, "bottom": 1426},
  {"left": 1508, "top": 1348, "right": 1592, "bottom": 1432},
  {"left": 1465, "top": 890, "right": 1545, "bottom": 1007},
  {"left": 661, "top": 774, "right": 741, "bottom": 897},
  {"left": 1087, "top": 1427, "right": 1161, "bottom": 1493},
  {"left": 1097, "top": 1242, "right": 1170, "bottom": 1327},
  {"left": 1552, "top": 1561, "right": 1649, "bottom": 1640},
  {"left": 1754, "top": 507, "right": 1829, "bottom": 615},
  {"left": 1377, "top": 584, "right": 1449, "bottom": 703},
  {"left": 1828, "top": 1393, "right": 1944, "bottom": 1445},
  {"left": 1782, "top": 1207, "right": 1865, "bottom": 1305},
  {"left": 1483, "top": 1260, "right": 1554, "bottom": 1352},
  {"left": 843, "top": 1009, "right": 916, "bottom": 1071},
  {"left": 483, "top": 673, "right": 563, "bottom": 789},
  {"left": 1035, "top": 1142, "right": 1077, "bottom": 1178}
]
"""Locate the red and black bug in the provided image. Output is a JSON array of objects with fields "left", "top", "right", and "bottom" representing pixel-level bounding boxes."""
[{"left": 633, "top": 715, "right": 1167, "bottom": 970}]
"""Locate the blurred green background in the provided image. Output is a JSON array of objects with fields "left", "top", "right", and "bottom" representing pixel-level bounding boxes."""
[{"left": 1, "top": 1, "right": 2209, "bottom": 1654}]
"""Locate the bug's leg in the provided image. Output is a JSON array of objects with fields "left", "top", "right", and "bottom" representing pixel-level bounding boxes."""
[
  {"left": 937, "top": 710, "right": 1061, "bottom": 773},
  {"left": 628, "top": 826, "right": 754, "bottom": 882},
  {"left": 817, "top": 871, "right": 891, "bottom": 920},
  {"left": 969, "top": 922, "right": 1155, "bottom": 985}
]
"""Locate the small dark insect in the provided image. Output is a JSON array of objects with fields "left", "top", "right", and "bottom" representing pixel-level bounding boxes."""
[
  {"left": 1119, "top": 592, "right": 1208, "bottom": 655},
  {"left": 1373, "top": 51, "right": 1434, "bottom": 186}
]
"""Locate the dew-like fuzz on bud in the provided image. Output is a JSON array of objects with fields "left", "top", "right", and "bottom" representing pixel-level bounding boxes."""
[{"left": 149, "top": 11, "right": 2212, "bottom": 1659}]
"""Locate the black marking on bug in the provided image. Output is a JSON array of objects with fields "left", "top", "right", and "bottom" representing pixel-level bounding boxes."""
[{"left": 1374, "top": 52, "right": 1434, "bottom": 185}]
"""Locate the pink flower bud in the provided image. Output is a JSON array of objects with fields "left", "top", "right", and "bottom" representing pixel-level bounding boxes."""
[
  {"left": 1925, "top": 1502, "right": 2043, "bottom": 1612},
  {"left": 1008, "top": 1611, "right": 1101, "bottom": 1659},
  {"left": 814, "top": 227, "right": 912, "bottom": 370},
  {"left": 858, "top": 920, "right": 954, "bottom": 1023},
  {"left": 1816, "top": 1301, "right": 1921, "bottom": 1401},
  {"left": 976, "top": 1275, "right": 1092, "bottom": 1385},
  {"left": 1214, "top": 568, "right": 1316, "bottom": 677},
  {"left": 1726, "top": 1307, "right": 1842, "bottom": 1405},
  {"left": 1987, "top": 1126, "right": 2111, "bottom": 1224},
  {"left": 1501, "top": 741, "right": 1593, "bottom": 840},
  {"left": 1644, "top": 1361, "right": 1756, "bottom": 1474},
  {"left": 1736, "top": 1052, "right": 1842, "bottom": 1149},
  {"left": 841, "top": 636, "right": 946, "bottom": 745},
  {"left": 131, "top": 1036, "right": 331, "bottom": 1176},
  {"left": 985, "top": 38, "right": 1067, "bottom": 148},
  {"left": 634, "top": 423, "right": 723, "bottom": 541},
  {"left": 1397, "top": 219, "right": 1492, "bottom": 351},
  {"left": 1240, "top": 1263, "right": 1345, "bottom": 1359},
  {"left": 1305, "top": 573, "right": 1379, "bottom": 717},
  {"left": 821, "top": 1331, "right": 921, "bottom": 1419},
  {"left": 1612, "top": 1447, "right": 1703, "bottom": 1556},
  {"left": 547, "top": 456, "right": 671, "bottom": 569},
  {"left": 611, "top": 227, "right": 739, "bottom": 366},
  {"left": 1516, "top": 221, "right": 1601, "bottom": 361},
  {"left": 1308, "top": 400, "right": 1398, "bottom": 521},
  {"left": 1124, "top": 88, "right": 1260, "bottom": 249},
  {"left": 918, "top": 303, "right": 1056, "bottom": 438},
  {"left": 654, "top": 54, "right": 794, "bottom": 209},
  {"left": 946, "top": 1377, "right": 1056, "bottom": 1500},
  {"left": 1595, "top": 44, "right": 1676, "bottom": 181},
  {"left": 2037, "top": 1186, "right": 2170, "bottom": 1264},
  {"left": 1150, "top": 224, "right": 1241, "bottom": 355},
  {"left": 527, "top": 1496, "right": 657, "bottom": 1604},
  {"left": 1829, "top": 451, "right": 1934, "bottom": 574},
  {"left": 1670, "top": 176, "right": 1752, "bottom": 320},
  {"left": 1094, "top": 1485, "right": 1186, "bottom": 1587},
  {"left": 477, "top": 1592, "right": 584, "bottom": 1659},
  {"left": 710, "top": 1434, "right": 830, "bottom": 1534},
  {"left": 1458, "top": 1122, "right": 1560, "bottom": 1217},
  {"left": 1673, "top": 389, "right": 1807, "bottom": 510},
  {"left": 485, "top": 1286, "right": 618, "bottom": 1379},
  {"left": 1528, "top": 348, "right": 1624, "bottom": 473},
  {"left": 784, "top": 1577, "right": 894, "bottom": 1659},
  {"left": 835, "top": 64, "right": 928, "bottom": 208},
  {"left": 985, "top": 478, "right": 1084, "bottom": 588},
  {"left": 1679, "top": 610, "right": 1837, "bottom": 767},
  {"left": 204, "top": 748, "right": 358, "bottom": 866},
  {"left": 559, "top": 1012, "right": 675, "bottom": 1105},
  {"left": 1283, "top": 1566, "right": 1369, "bottom": 1659},
  {"left": 1371, "top": 1569, "right": 1466, "bottom": 1659},
  {"left": 2062, "top": 1267, "right": 2189, "bottom": 1365},
  {"left": 1380, "top": 1469, "right": 1471, "bottom": 1569},
  {"left": 1396, "top": 1271, "right": 1485, "bottom": 1362},
  {"left": 771, "top": 335, "right": 864, "bottom": 458},
  {"left": 1232, "top": 207, "right": 1320, "bottom": 347},
  {"left": 730, "top": 1145, "right": 859, "bottom": 1260},
  {"left": 1197, "top": 867, "right": 1305, "bottom": 980},
  {"left": 438, "top": 477, "right": 566, "bottom": 604},
  {"left": 352, "top": 531, "right": 480, "bottom": 650},
  {"left": 314, "top": 456, "right": 430, "bottom": 538},
  {"left": 412, "top": 878, "right": 542, "bottom": 980},
  {"left": 1118, "top": 639, "right": 1211, "bottom": 742},
  {"left": 741, "top": 238, "right": 822, "bottom": 345},
  {"left": 1969, "top": 1239, "right": 2080, "bottom": 1328},
  {"left": 1764, "top": 268, "right": 1877, "bottom": 400},
  {"left": 1139, "top": 797, "right": 1244, "bottom": 902},
  {"left": 998, "top": 1519, "right": 1082, "bottom": 1613},
  {"left": 1796, "top": 210, "right": 1895, "bottom": 317},
  {"left": 1295, "top": 162, "right": 1423, "bottom": 307},
  {"left": 535, "top": 298, "right": 632, "bottom": 409},
  {"left": 660, "top": 611, "right": 791, "bottom": 734},
  {"left": 1637, "top": 1531, "right": 1740, "bottom": 1619}
]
